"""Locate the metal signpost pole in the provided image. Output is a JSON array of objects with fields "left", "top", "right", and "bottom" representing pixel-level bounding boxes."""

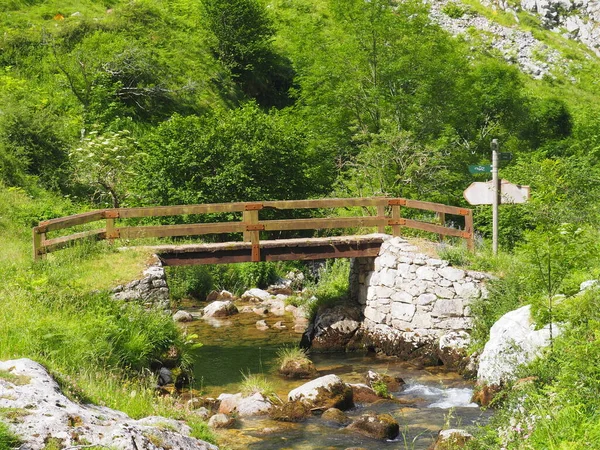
[{"left": 491, "top": 139, "right": 499, "bottom": 255}]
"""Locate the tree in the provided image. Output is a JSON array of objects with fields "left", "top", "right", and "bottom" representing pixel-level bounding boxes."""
[
  {"left": 202, "top": 0, "right": 294, "bottom": 108},
  {"left": 69, "top": 129, "right": 142, "bottom": 208}
]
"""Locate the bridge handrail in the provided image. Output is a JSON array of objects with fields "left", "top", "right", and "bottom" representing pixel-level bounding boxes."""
[{"left": 32, "top": 197, "right": 474, "bottom": 260}]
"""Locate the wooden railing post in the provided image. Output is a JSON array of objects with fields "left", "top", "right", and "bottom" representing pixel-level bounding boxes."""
[
  {"left": 377, "top": 201, "right": 386, "bottom": 233},
  {"left": 105, "top": 210, "right": 120, "bottom": 242},
  {"left": 244, "top": 203, "right": 264, "bottom": 262},
  {"left": 388, "top": 199, "right": 406, "bottom": 236},
  {"left": 33, "top": 227, "right": 45, "bottom": 261},
  {"left": 464, "top": 209, "right": 475, "bottom": 252},
  {"left": 438, "top": 212, "right": 446, "bottom": 242}
]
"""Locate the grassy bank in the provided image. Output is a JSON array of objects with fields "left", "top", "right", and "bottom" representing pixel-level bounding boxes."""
[{"left": 0, "top": 186, "right": 216, "bottom": 444}]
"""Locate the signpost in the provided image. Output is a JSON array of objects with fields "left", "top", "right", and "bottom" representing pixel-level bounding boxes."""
[
  {"left": 463, "top": 140, "right": 529, "bottom": 255},
  {"left": 468, "top": 164, "right": 492, "bottom": 174}
]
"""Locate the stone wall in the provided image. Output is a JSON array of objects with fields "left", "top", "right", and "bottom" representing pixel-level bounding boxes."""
[
  {"left": 352, "top": 237, "right": 491, "bottom": 361},
  {"left": 112, "top": 257, "right": 170, "bottom": 310}
]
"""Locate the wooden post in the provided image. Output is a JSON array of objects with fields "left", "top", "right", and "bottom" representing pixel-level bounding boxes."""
[
  {"left": 243, "top": 210, "right": 251, "bottom": 242},
  {"left": 391, "top": 204, "right": 401, "bottom": 236},
  {"left": 377, "top": 202, "right": 386, "bottom": 233},
  {"left": 33, "top": 228, "right": 44, "bottom": 261},
  {"left": 248, "top": 210, "right": 260, "bottom": 262},
  {"left": 464, "top": 209, "right": 475, "bottom": 252},
  {"left": 105, "top": 210, "right": 119, "bottom": 242},
  {"left": 438, "top": 212, "right": 446, "bottom": 242}
]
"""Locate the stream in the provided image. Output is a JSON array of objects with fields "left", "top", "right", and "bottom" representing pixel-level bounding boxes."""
[{"left": 183, "top": 301, "right": 491, "bottom": 449}]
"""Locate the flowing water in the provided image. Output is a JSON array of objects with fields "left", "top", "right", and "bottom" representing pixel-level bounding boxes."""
[{"left": 185, "top": 303, "right": 491, "bottom": 449}]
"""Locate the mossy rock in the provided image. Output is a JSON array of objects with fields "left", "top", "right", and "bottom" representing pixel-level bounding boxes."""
[
  {"left": 346, "top": 413, "right": 400, "bottom": 440},
  {"left": 278, "top": 358, "right": 318, "bottom": 379},
  {"left": 269, "top": 401, "right": 311, "bottom": 422},
  {"left": 321, "top": 407, "right": 350, "bottom": 425}
]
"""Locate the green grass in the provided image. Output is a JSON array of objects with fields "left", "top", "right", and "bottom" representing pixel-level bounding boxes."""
[
  {"left": 239, "top": 372, "right": 276, "bottom": 398},
  {"left": 0, "top": 420, "right": 21, "bottom": 450},
  {"left": 275, "top": 346, "right": 311, "bottom": 368},
  {"left": 0, "top": 370, "right": 30, "bottom": 386}
]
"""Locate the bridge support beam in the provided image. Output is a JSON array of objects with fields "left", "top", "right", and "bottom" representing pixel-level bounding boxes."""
[{"left": 153, "top": 235, "right": 386, "bottom": 266}]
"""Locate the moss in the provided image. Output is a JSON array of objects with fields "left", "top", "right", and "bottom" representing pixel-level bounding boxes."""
[
  {"left": 269, "top": 401, "right": 310, "bottom": 422},
  {"left": 0, "top": 407, "right": 30, "bottom": 423},
  {"left": 0, "top": 369, "right": 31, "bottom": 386}
]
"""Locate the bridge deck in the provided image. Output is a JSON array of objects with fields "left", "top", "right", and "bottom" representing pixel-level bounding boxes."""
[{"left": 148, "top": 234, "right": 387, "bottom": 266}]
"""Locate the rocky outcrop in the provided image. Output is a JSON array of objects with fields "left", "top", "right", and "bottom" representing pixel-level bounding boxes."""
[
  {"left": 492, "top": 0, "right": 600, "bottom": 56},
  {"left": 477, "top": 304, "right": 558, "bottom": 387},
  {"left": 437, "top": 331, "right": 473, "bottom": 375},
  {"left": 346, "top": 413, "right": 400, "bottom": 440},
  {"left": 112, "top": 262, "right": 170, "bottom": 309},
  {"left": 287, "top": 374, "right": 354, "bottom": 411},
  {"left": 0, "top": 359, "right": 217, "bottom": 450}
]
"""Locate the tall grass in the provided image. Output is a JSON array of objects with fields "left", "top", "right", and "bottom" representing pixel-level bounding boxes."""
[{"left": 0, "top": 187, "right": 213, "bottom": 441}]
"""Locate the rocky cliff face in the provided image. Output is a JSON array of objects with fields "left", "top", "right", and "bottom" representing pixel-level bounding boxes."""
[{"left": 426, "top": 0, "right": 599, "bottom": 80}]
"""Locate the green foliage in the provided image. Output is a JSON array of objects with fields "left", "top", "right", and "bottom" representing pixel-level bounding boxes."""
[
  {"left": 442, "top": 2, "right": 471, "bottom": 19},
  {"left": 305, "top": 259, "right": 350, "bottom": 319},
  {"left": 239, "top": 372, "right": 275, "bottom": 398},
  {"left": 137, "top": 103, "right": 331, "bottom": 206},
  {"left": 372, "top": 379, "right": 391, "bottom": 399},
  {"left": 276, "top": 346, "right": 310, "bottom": 367}
]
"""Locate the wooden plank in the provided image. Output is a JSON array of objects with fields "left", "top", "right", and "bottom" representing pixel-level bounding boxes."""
[
  {"left": 402, "top": 219, "right": 468, "bottom": 238},
  {"left": 106, "top": 218, "right": 118, "bottom": 240},
  {"left": 404, "top": 199, "right": 470, "bottom": 216},
  {"left": 42, "top": 229, "right": 106, "bottom": 253},
  {"left": 116, "top": 202, "right": 250, "bottom": 218},
  {"left": 262, "top": 197, "right": 384, "bottom": 210},
  {"left": 118, "top": 222, "right": 244, "bottom": 239},
  {"left": 157, "top": 239, "right": 383, "bottom": 266},
  {"left": 38, "top": 210, "right": 107, "bottom": 232},
  {"left": 261, "top": 217, "right": 383, "bottom": 232},
  {"left": 242, "top": 210, "right": 252, "bottom": 242},
  {"left": 246, "top": 209, "right": 261, "bottom": 262}
]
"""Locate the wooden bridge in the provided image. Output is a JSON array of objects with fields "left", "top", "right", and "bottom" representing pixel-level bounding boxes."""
[{"left": 32, "top": 197, "right": 474, "bottom": 265}]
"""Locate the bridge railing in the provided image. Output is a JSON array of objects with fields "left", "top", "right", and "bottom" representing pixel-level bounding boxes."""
[{"left": 32, "top": 197, "right": 474, "bottom": 260}]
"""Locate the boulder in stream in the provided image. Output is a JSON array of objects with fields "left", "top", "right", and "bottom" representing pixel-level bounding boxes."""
[
  {"left": 269, "top": 400, "right": 311, "bottom": 422},
  {"left": 288, "top": 374, "right": 353, "bottom": 411},
  {"left": 208, "top": 413, "right": 235, "bottom": 429},
  {"left": 173, "top": 310, "right": 194, "bottom": 322},
  {"left": 203, "top": 300, "right": 238, "bottom": 318},
  {"left": 346, "top": 413, "right": 400, "bottom": 440},
  {"left": 217, "top": 392, "right": 273, "bottom": 417},
  {"left": 366, "top": 370, "right": 405, "bottom": 393},
  {"left": 321, "top": 407, "right": 350, "bottom": 425},
  {"left": 431, "top": 428, "right": 473, "bottom": 449},
  {"left": 310, "top": 305, "right": 362, "bottom": 351}
]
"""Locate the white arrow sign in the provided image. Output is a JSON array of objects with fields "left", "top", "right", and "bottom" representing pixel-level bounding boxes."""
[{"left": 463, "top": 179, "right": 530, "bottom": 205}]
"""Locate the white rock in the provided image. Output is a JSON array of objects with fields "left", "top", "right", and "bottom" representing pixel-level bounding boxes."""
[
  {"left": 434, "top": 286, "right": 455, "bottom": 299},
  {"left": 241, "top": 288, "right": 271, "bottom": 302},
  {"left": 432, "top": 299, "right": 464, "bottom": 318},
  {"left": 380, "top": 268, "right": 398, "bottom": 287},
  {"left": 218, "top": 392, "right": 272, "bottom": 417},
  {"left": 204, "top": 300, "right": 238, "bottom": 317},
  {"left": 438, "top": 267, "right": 465, "bottom": 282},
  {"left": 288, "top": 374, "right": 347, "bottom": 403},
  {"left": 477, "top": 305, "right": 559, "bottom": 386},
  {"left": 416, "top": 293, "right": 437, "bottom": 306},
  {"left": 0, "top": 359, "right": 217, "bottom": 450},
  {"left": 454, "top": 281, "right": 480, "bottom": 300},
  {"left": 391, "top": 303, "right": 416, "bottom": 322},
  {"left": 416, "top": 266, "right": 436, "bottom": 281},
  {"left": 391, "top": 291, "right": 413, "bottom": 304},
  {"left": 364, "top": 306, "right": 386, "bottom": 324},
  {"left": 173, "top": 310, "right": 194, "bottom": 322}
]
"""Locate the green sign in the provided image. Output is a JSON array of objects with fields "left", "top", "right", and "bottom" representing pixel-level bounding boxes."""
[
  {"left": 499, "top": 152, "right": 513, "bottom": 161},
  {"left": 468, "top": 164, "right": 492, "bottom": 174}
]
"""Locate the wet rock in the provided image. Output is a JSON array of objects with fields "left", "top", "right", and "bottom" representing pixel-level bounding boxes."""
[
  {"left": 191, "top": 407, "right": 210, "bottom": 420},
  {"left": 157, "top": 367, "right": 173, "bottom": 386},
  {"left": 0, "top": 358, "right": 218, "bottom": 450},
  {"left": 269, "top": 400, "right": 311, "bottom": 422},
  {"left": 256, "top": 320, "right": 269, "bottom": 330},
  {"left": 273, "top": 321, "right": 287, "bottom": 329},
  {"left": 203, "top": 300, "right": 238, "bottom": 318},
  {"left": 346, "top": 413, "right": 400, "bottom": 440},
  {"left": 217, "top": 392, "right": 272, "bottom": 417},
  {"left": 253, "top": 306, "right": 269, "bottom": 316},
  {"left": 437, "top": 331, "right": 472, "bottom": 372},
  {"left": 431, "top": 428, "right": 474, "bottom": 449},
  {"left": 288, "top": 374, "right": 354, "bottom": 411},
  {"left": 321, "top": 407, "right": 350, "bottom": 425},
  {"left": 366, "top": 370, "right": 405, "bottom": 393},
  {"left": 311, "top": 305, "right": 362, "bottom": 351},
  {"left": 279, "top": 357, "right": 318, "bottom": 379},
  {"left": 268, "top": 285, "right": 293, "bottom": 296},
  {"left": 349, "top": 384, "right": 379, "bottom": 404},
  {"left": 208, "top": 413, "right": 235, "bottom": 429},
  {"left": 173, "top": 310, "right": 194, "bottom": 322},
  {"left": 241, "top": 288, "right": 271, "bottom": 302}
]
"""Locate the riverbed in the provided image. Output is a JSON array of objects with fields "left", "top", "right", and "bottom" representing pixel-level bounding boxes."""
[{"left": 184, "top": 303, "right": 490, "bottom": 449}]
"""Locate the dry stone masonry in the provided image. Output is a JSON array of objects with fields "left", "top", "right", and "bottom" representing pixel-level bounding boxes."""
[
  {"left": 112, "top": 260, "right": 170, "bottom": 310},
  {"left": 354, "top": 237, "right": 491, "bottom": 361}
]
